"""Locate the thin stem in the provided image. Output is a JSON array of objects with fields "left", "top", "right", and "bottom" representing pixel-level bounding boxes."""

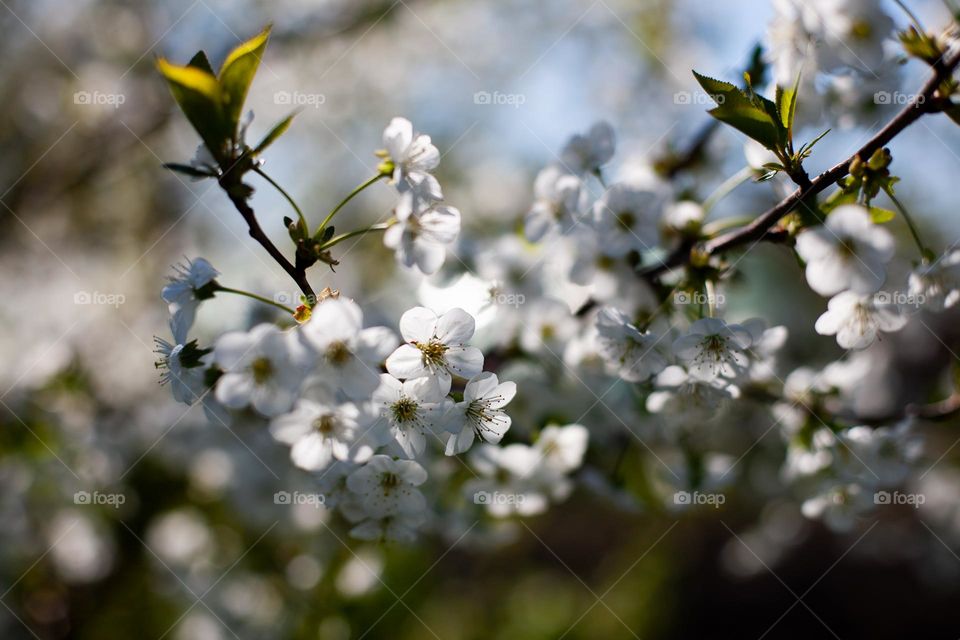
[
  {"left": 893, "top": 0, "right": 926, "bottom": 32},
  {"left": 319, "top": 221, "right": 394, "bottom": 251},
  {"left": 254, "top": 166, "right": 307, "bottom": 230},
  {"left": 215, "top": 285, "right": 296, "bottom": 315},
  {"left": 317, "top": 174, "right": 385, "bottom": 235},
  {"left": 704, "top": 280, "right": 717, "bottom": 317},
  {"left": 702, "top": 166, "right": 754, "bottom": 214},
  {"left": 702, "top": 215, "right": 755, "bottom": 238},
  {"left": 885, "top": 189, "right": 930, "bottom": 260}
]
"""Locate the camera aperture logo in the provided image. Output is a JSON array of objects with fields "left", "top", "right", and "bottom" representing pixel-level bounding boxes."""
[
  {"left": 674, "top": 490, "right": 725, "bottom": 508},
  {"left": 474, "top": 91, "right": 526, "bottom": 108},
  {"left": 274, "top": 490, "right": 326, "bottom": 508},
  {"left": 874, "top": 490, "right": 924, "bottom": 508},
  {"left": 473, "top": 490, "right": 525, "bottom": 506},
  {"left": 74, "top": 291, "right": 125, "bottom": 308},
  {"left": 274, "top": 90, "right": 325, "bottom": 108},
  {"left": 74, "top": 490, "right": 126, "bottom": 508}
]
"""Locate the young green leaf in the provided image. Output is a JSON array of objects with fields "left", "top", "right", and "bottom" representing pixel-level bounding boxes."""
[
  {"left": 162, "top": 162, "right": 215, "bottom": 178},
  {"left": 254, "top": 111, "right": 297, "bottom": 154},
  {"left": 156, "top": 59, "right": 230, "bottom": 162},
  {"left": 188, "top": 50, "right": 215, "bottom": 75},
  {"left": 218, "top": 25, "right": 272, "bottom": 136},
  {"left": 693, "top": 71, "right": 785, "bottom": 153},
  {"left": 868, "top": 206, "right": 896, "bottom": 223}
]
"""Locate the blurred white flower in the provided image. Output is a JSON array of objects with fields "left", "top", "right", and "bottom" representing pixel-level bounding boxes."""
[
  {"left": 299, "top": 299, "right": 398, "bottom": 399},
  {"left": 909, "top": 250, "right": 960, "bottom": 311},
  {"left": 673, "top": 317, "right": 754, "bottom": 381},
  {"left": 161, "top": 257, "right": 219, "bottom": 343},
  {"left": 382, "top": 116, "right": 440, "bottom": 195},
  {"left": 385, "top": 193, "right": 460, "bottom": 275},
  {"left": 346, "top": 455, "right": 428, "bottom": 518},
  {"left": 213, "top": 324, "right": 302, "bottom": 417},
  {"left": 795, "top": 205, "right": 894, "bottom": 296},
  {"left": 270, "top": 399, "right": 379, "bottom": 471},
  {"left": 559, "top": 120, "right": 616, "bottom": 175},
  {"left": 595, "top": 306, "right": 668, "bottom": 382},
  {"left": 525, "top": 165, "right": 586, "bottom": 242},
  {"left": 591, "top": 183, "right": 662, "bottom": 257},
  {"left": 814, "top": 291, "right": 907, "bottom": 349}
]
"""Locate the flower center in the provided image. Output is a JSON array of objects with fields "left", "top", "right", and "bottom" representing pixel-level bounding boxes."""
[
  {"left": 251, "top": 357, "right": 273, "bottom": 384},
  {"left": 416, "top": 339, "right": 448, "bottom": 367},
  {"left": 380, "top": 472, "right": 401, "bottom": 489},
  {"left": 313, "top": 414, "right": 336, "bottom": 435},
  {"left": 392, "top": 397, "right": 419, "bottom": 423},
  {"left": 325, "top": 341, "right": 352, "bottom": 366},
  {"left": 615, "top": 211, "right": 636, "bottom": 231}
]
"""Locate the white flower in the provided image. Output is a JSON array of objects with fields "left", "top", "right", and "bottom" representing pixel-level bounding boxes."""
[
  {"left": 154, "top": 334, "right": 207, "bottom": 405},
  {"left": 814, "top": 291, "right": 907, "bottom": 349},
  {"left": 269, "top": 399, "right": 379, "bottom": 471},
  {"left": 386, "top": 307, "right": 484, "bottom": 396},
  {"left": 371, "top": 374, "right": 444, "bottom": 459},
  {"left": 646, "top": 365, "right": 740, "bottom": 417},
  {"left": 595, "top": 306, "right": 668, "bottom": 382},
  {"left": 385, "top": 193, "right": 460, "bottom": 275},
  {"left": 533, "top": 424, "right": 588, "bottom": 475},
  {"left": 346, "top": 455, "right": 428, "bottom": 518},
  {"left": 525, "top": 166, "right": 586, "bottom": 242},
  {"left": 518, "top": 299, "right": 579, "bottom": 355},
  {"left": 795, "top": 205, "right": 894, "bottom": 296},
  {"left": 559, "top": 121, "right": 616, "bottom": 175},
  {"left": 801, "top": 482, "right": 873, "bottom": 533},
  {"left": 835, "top": 423, "right": 921, "bottom": 486},
  {"left": 443, "top": 372, "right": 516, "bottom": 455},
  {"left": 672, "top": 317, "right": 754, "bottom": 381},
  {"left": 349, "top": 512, "right": 427, "bottom": 543},
  {"left": 382, "top": 117, "right": 440, "bottom": 195},
  {"left": 213, "top": 324, "right": 302, "bottom": 417},
  {"left": 591, "top": 183, "right": 662, "bottom": 257},
  {"left": 908, "top": 250, "right": 960, "bottom": 311},
  {"left": 299, "top": 299, "right": 398, "bottom": 399},
  {"left": 161, "top": 258, "right": 219, "bottom": 343},
  {"left": 465, "top": 444, "right": 550, "bottom": 517}
]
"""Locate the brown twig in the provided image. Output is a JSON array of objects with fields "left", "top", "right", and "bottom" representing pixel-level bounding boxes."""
[{"left": 644, "top": 49, "right": 960, "bottom": 279}]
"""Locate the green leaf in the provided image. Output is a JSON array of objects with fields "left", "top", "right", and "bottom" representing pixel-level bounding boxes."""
[
  {"left": 162, "top": 162, "right": 215, "bottom": 178},
  {"left": 822, "top": 187, "right": 858, "bottom": 213},
  {"left": 157, "top": 59, "right": 230, "bottom": 162},
  {"left": 693, "top": 71, "right": 785, "bottom": 152},
  {"left": 797, "top": 128, "right": 831, "bottom": 159},
  {"left": 868, "top": 206, "right": 896, "bottom": 223},
  {"left": 775, "top": 73, "right": 800, "bottom": 137},
  {"left": 253, "top": 111, "right": 297, "bottom": 154},
  {"left": 218, "top": 25, "right": 272, "bottom": 136}
]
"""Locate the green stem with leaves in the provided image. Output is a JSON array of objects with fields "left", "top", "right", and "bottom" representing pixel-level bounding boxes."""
[
  {"left": 215, "top": 285, "right": 296, "bottom": 315},
  {"left": 253, "top": 166, "right": 308, "bottom": 231},
  {"left": 317, "top": 174, "right": 386, "bottom": 235},
  {"left": 319, "top": 221, "right": 394, "bottom": 251}
]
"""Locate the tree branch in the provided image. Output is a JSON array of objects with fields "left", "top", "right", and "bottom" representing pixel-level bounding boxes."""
[{"left": 644, "top": 49, "right": 960, "bottom": 278}]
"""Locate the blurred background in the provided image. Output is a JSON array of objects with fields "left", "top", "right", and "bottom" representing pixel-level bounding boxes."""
[{"left": 3, "top": 0, "right": 960, "bottom": 638}]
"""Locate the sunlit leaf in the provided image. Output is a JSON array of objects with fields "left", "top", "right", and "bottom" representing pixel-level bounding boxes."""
[
  {"left": 156, "top": 59, "right": 230, "bottom": 161},
  {"left": 218, "top": 25, "right": 272, "bottom": 134}
]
